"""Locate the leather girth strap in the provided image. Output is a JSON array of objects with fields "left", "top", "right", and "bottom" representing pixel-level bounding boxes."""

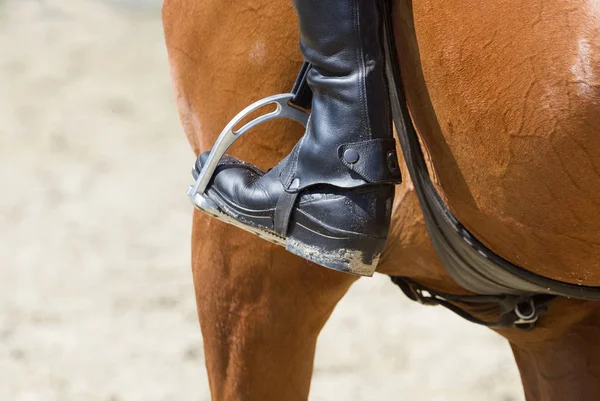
[
  {"left": 380, "top": 0, "right": 600, "bottom": 329},
  {"left": 392, "top": 277, "right": 556, "bottom": 330}
]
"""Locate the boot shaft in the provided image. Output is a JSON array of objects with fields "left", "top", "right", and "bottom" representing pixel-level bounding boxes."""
[{"left": 282, "top": 0, "right": 400, "bottom": 191}]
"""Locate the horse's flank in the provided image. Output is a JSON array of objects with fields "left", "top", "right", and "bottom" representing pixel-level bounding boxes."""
[
  {"left": 395, "top": 0, "right": 600, "bottom": 285},
  {"left": 163, "top": 0, "right": 600, "bottom": 399}
]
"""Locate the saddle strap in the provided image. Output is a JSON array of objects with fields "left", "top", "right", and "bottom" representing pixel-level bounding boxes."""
[{"left": 391, "top": 277, "right": 556, "bottom": 330}]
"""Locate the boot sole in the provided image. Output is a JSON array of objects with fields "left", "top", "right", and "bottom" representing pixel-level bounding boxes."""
[{"left": 191, "top": 192, "right": 380, "bottom": 276}]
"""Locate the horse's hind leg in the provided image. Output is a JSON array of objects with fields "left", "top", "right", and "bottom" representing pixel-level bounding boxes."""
[
  {"left": 192, "top": 212, "right": 356, "bottom": 400},
  {"left": 163, "top": 0, "right": 356, "bottom": 396}
]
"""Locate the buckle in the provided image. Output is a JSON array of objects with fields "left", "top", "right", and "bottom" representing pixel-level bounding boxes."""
[{"left": 513, "top": 299, "right": 538, "bottom": 327}]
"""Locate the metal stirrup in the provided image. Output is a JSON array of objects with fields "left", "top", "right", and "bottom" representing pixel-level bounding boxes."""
[{"left": 187, "top": 94, "right": 309, "bottom": 209}]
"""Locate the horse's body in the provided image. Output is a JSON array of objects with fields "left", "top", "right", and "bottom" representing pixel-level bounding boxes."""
[{"left": 163, "top": 0, "right": 600, "bottom": 399}]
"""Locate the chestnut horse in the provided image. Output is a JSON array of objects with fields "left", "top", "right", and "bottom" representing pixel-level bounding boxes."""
[{"left": 163, "top": 0, "right": 600, "bottom": 399}]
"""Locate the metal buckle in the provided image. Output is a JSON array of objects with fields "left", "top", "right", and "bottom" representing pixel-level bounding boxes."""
[
  {"left": 514, "top": 299, "right": 538, "bottom": 326},
  {"left": 411, "top": 287, "right": 439, "bottom": 306},
  {"left": 187, "top": 93, "right": 309, "bottom": 209}
]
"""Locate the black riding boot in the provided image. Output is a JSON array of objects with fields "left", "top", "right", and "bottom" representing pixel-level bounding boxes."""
[{"left": 194, "top": 0, "right": 401, "bottom": 276}]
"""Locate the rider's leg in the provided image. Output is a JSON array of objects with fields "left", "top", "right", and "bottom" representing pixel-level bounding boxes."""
[{"left": 195, "top": 0, "right": 401, "bottom": 276}]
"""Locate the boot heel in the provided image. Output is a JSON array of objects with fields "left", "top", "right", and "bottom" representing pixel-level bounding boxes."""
[{"left": 285, "top": 221, "right": 384, "bottom": 277}]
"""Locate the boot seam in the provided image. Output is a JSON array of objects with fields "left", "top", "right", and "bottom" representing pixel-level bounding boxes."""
[{"left": 354, "top": 0, "right": 372, "bottom": 141}]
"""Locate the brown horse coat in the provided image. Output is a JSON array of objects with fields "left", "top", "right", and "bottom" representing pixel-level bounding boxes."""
[{"left": 163, "top": 0, "right": 600, "bottom": 399}]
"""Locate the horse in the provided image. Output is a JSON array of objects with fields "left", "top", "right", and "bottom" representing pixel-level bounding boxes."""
[{"left": 162, "top": 0, "right": 600, "bottom": 399}]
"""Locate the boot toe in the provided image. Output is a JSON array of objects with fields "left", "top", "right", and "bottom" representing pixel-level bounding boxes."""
[{"left": 194, "top": 151, "right": 284, "bottom": 218}]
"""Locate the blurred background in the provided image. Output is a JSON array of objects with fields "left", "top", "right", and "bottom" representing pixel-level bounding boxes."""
[{"left": 0, "top": 0, "right": 524, "bottom": 400}]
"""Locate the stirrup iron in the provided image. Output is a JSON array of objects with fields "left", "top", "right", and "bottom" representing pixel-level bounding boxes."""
[{"left": 187, "top": 93, "right": 309, "bottom": 243}]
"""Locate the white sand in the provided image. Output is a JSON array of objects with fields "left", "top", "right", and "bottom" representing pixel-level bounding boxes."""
[{"left": 0, "top": 1, "right": 524, "bottom": 400}]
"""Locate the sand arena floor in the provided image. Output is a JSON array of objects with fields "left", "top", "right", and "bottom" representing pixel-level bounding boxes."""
[{"left": 0, "top": 1, "right": 523, "bottom": 400}]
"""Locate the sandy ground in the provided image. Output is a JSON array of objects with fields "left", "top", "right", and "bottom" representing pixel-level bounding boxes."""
[{"left": 0, "top": 1, "right": 524, "bottom": 400}]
